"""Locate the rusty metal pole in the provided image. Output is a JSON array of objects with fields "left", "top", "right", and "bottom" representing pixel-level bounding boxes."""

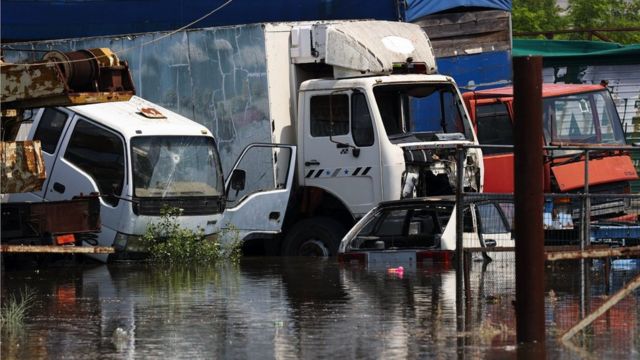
[{"left": 513, "top": 56, "right": 546, "bottom": 349}]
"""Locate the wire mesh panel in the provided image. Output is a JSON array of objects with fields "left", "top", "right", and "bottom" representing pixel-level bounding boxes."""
[{"left": 455, "top": 144, "right": 640, "bottom": 356}]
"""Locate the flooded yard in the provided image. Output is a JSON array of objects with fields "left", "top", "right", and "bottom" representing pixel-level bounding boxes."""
[{"left": 1, "top": 257, "right": 639, "bottom": 359}]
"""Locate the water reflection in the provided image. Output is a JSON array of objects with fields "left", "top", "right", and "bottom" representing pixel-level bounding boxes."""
[{"left": 1, "top": 258, "right": 638, "bottom": 359}]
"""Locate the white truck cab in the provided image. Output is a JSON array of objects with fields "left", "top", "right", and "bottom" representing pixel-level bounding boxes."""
[{"left": 4, "top": 97, "right": 295, "bottom": 261}]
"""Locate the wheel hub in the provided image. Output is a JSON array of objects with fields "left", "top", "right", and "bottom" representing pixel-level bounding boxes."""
[{"left": 298, "top": 239, "right": 329, "bottom": 257}]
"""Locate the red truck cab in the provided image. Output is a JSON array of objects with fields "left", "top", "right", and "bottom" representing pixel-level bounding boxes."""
[{"left": 463, "top": 84, "right": 638, "bottom": 218}]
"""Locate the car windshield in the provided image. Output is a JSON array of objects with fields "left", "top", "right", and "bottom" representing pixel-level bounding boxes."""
[
  {"left": 543, "top": 89, "right": 625, "bottom": 145},
  {"left": 373, "top": 83, "right": 472, "bottom": 143},
  {"left": 131, "top": 136, "right": 223, "bottom": 198}
]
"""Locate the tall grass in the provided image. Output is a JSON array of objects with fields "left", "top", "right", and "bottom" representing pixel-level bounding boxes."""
[
  {"left": 142, "top": 207, "right": 242, "bottom": 264},
  {"left": 1, "top": 287, "right": 35, "bottom": 333}
]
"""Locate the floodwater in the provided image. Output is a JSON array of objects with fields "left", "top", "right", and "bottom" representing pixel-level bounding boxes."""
[{"left": 1, "top": 257, "right": 639, "bottom": 359}]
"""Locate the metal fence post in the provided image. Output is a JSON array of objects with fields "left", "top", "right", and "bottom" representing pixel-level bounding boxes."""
[
  {"left": 584, "top": 149, "right": 591, "bottom": 246},
  {"left": 455, "top": 144, "right": 465, "bottom": 359},
  {"left": 456, "top": 145, "right": 465, "bottom": 271},
  {"left": 513, "top": 56, "right": 546, "bottom": 350}
]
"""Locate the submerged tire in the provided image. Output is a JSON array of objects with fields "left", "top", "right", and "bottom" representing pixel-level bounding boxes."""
[{"left": 282, "top": 217, "right": 346, "bottom": 256}]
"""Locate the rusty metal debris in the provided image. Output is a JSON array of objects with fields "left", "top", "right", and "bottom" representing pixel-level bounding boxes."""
[
  {"left": 0, "top": 140, "right": 46, "bottom": 193},
  {"left": 1, "top": 48, "right": 135, "bottom": 109},
  {"left": 545, "top": 245, "right": 640, "bottom": 261},
  {"left": 0, "top": 244, "right": 114, "bottom": 254}
]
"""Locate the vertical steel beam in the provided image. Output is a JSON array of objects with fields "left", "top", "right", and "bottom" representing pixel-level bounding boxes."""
[{"left": 513, "top": 56, "right": 546, "bottom": 348}]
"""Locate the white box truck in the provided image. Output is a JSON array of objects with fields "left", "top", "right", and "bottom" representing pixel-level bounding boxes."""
[
  {"left": 219, "top": 21, "right": 483, "bottom": 256},
  {"left": 5, "top": 21, "right": 484, "bottom": 259}
]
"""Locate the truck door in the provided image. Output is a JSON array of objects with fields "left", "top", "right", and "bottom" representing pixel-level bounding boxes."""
[
  {"left": 44, "top": 115, "right": 128, "bottom": 246},
  {"left": 301, "top": 89, "right": 382, "bottom": 216},
  {"left": 8, "top": 107, "right": 74, "bottom": 202},
  {"left": 221, "top": 144, "right": 296, "bottom": 239},
  {"left": 473, "top": 101, "right": 514, "bottom": 193}
]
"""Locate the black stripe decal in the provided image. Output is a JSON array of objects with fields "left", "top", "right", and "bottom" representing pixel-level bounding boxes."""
[
  {"left": 353, "top": 167, "right": 362, "bottom": 176},
  {"left": 331, "top": 168, "right": 341, "bottom": 177},
  {"left": 315, "top": 169, "right": 324, "bottom": 178},
  {"left": 361, "top": 167, "right": 371, "bottom": 176},
  {"left": 306, "top": 170, "right": 315, "bottom": 178}
]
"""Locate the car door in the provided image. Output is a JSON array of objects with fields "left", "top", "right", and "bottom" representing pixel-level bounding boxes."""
[
  {"left": 220, "top": 144, "right": 296, "bottom": 240},
  {"left": 301, "top": 89, "right": 382, "bottom": 216}
]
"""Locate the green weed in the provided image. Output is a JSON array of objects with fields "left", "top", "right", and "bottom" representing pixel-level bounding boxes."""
[{"left": 142, "top": 207, "right": 242, "bottom": 264}]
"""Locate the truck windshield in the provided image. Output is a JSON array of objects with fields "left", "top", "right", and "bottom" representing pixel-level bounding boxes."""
[
  {"left": 131, "top": 136, "right": 223, "bottom": 198},
  {"left": 373, "top": 83, "right": 471, "bottom": 142},
  {"left": 543, "top": 90, "right": 625, "bottom": 145}
]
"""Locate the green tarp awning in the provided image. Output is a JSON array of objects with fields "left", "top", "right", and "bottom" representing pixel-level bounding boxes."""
[{"left": 513, "top": 39, "right": 640, "bottom": 65}]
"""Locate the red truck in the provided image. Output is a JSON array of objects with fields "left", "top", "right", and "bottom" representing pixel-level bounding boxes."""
[{"left": 463, "top": 84, "right": 638, "bottom": 219}]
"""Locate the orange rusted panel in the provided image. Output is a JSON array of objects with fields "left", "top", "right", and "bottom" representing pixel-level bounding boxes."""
[
  {"left": 551, "top": 155, "right": 639, "bottom": 191},
  {"left": 0, "top": 140, "right": 46, "bottom": 193}
]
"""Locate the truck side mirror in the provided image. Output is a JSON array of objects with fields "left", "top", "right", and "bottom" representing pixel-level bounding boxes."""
[{"left": 230, "top": 169, "right": 246, "bottom": 192}]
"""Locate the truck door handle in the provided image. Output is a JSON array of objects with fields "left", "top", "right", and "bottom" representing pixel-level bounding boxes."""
[
  {"left": 305, "top": 160, "right": 320, "bottom": 166},
  {"left": 52, "top": 182, "right": 66, "bottom": 193}
]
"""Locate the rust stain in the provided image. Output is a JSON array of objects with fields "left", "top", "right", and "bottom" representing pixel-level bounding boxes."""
[
  {"left": 545, "top": 245, "right": 640, "bottom": 261},
  {"left": 0, "top": 244, "right": 114, "bottom": 254},
  {"left": 0, "top": 140, "right": 46, "bottom": 193}
]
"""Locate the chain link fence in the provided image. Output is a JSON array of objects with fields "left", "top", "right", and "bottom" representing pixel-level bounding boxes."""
[{"left": 455, "top": 144, "right": 640, "bottom": 356}]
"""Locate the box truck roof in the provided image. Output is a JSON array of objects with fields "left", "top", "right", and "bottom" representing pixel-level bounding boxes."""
[
  {"left": 289, "top": 21, "right": 437, "bottom": 77},
  {"left": 68, "top": 96, "right": 210, "bottom": 138}
]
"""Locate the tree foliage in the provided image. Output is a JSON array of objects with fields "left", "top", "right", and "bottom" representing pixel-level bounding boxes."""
[{"left": 513, "top": 0, "right": 640, "bottom": 44}]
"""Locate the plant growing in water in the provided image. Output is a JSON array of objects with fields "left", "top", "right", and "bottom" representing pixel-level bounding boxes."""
[
  {"left": 1, "top": 287, "right": 35, "bottom": 334},
  {"left": 142, "top": 206, "right": 242, "bottom": 263}
]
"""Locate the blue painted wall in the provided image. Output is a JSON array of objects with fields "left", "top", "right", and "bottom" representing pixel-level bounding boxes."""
[{"left": 437, "top": 51, "right": 512, "bottom": 92}]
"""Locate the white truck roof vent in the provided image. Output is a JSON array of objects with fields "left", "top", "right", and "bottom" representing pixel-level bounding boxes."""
[{"left": 291, "top": 21, "right": 437, "bottom": 78}]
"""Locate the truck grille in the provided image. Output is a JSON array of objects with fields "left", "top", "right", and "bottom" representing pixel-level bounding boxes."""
[{"left": 133, "top": 196, "right": 223, "bottom": 216}]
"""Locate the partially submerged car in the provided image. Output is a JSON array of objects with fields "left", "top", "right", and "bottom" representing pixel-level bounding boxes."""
[{"left": 337, "top": 196, "right": 515, "bottom": 269}]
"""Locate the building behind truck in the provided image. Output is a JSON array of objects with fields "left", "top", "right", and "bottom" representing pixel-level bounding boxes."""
[{"left": 4, "top": 20, "right": 483, "bottom": 258}]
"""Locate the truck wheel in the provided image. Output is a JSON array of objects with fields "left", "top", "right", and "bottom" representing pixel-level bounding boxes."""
[{"left": 282, "top": 217, "right": 346, "bottom": 256}]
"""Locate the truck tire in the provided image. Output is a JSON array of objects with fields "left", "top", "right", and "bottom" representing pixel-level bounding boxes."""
[{"left": 282, "top": 217, "right": 346, "bottom": 256}]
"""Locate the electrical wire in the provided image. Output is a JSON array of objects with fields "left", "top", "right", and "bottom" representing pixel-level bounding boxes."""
[{"left": 0, "top": 0, "right": 233, "bottom": 67}]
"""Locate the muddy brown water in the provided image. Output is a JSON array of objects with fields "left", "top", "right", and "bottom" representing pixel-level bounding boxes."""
[{"left": 1, "top": 257, "right": 639, "bottom": 359}]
